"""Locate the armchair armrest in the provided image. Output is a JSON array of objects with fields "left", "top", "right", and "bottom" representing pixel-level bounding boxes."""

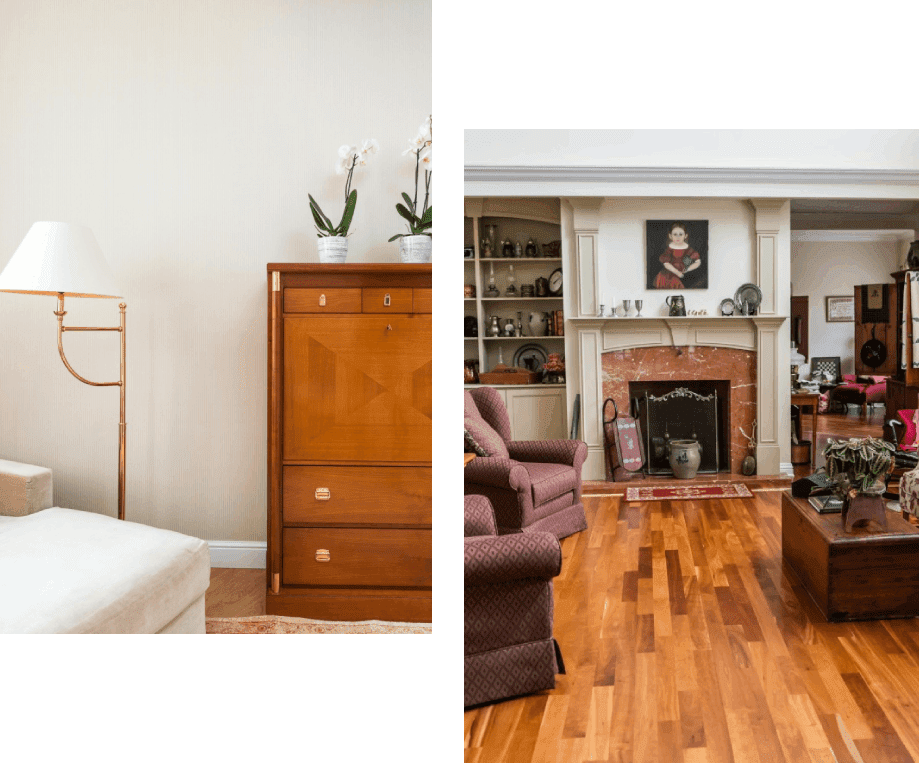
[
  {"left": 464, "top": 495, "right": 497, "bottom": 537},
  {"left": 464, "top": 532, "right": 562, "bottom": 586},
  {"left": 464, "top": 457, "right": 530, "bottom": 492},
  {"left": 507, "top": 439, "right": 587, "bottom": 469},
  {"left": 0, "top": 459, "right": 53, "bottom": 517}
]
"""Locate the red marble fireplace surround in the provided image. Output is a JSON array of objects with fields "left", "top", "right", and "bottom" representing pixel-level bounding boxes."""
[{"left": 601, "top": 345, "right": 757, "bottom": 475}]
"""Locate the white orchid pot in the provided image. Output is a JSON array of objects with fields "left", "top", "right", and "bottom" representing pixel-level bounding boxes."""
[
  {"left": 399, "top": 235, "right": 431, "bottom": 263},
  {"left": 317, "top": 236, "right": 348, "bottom": 263}
]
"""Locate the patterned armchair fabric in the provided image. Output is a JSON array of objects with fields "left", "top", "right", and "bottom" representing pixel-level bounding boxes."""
[
  {"left": 464, "top": 495, "right": 564, "bottom": 707},
  {"left": 464, "top": 387, "right": 588, "bottom": 540}
]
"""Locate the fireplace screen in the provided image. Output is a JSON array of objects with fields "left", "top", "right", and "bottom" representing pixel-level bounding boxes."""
[{"left": 636, "top": 387, "right": 720, "bottom": 475}]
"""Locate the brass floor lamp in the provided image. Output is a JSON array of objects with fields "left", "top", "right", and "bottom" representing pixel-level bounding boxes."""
[{"left": 0, "top": 222, "right": 127, "bottom": 520}]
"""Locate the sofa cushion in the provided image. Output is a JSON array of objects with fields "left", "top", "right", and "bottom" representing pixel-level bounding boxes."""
[
  {"left": 464, "top": 391, "right": 509, "bottom": 458},
  {"left": 522, "top": 462, "right": 578, "bottom": 506},
  {"left": 0, "top": 508, "right": 210, "bottom": 633}
]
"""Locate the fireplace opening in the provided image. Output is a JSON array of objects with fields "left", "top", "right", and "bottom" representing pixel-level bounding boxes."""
[{"left": 629, "top": 380, "right": 731, "bottom": 475}]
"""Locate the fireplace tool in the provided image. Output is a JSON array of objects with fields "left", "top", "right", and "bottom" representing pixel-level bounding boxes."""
[{"left": 603, "top": 398, "right": 646, "bottom": 481}]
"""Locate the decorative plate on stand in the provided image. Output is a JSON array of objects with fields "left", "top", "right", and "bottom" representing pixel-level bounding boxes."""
[
  {"left": 513, "top": 343, "right": 548, "bottom": 373},
  {"left": 734, "top": 283, "right": 763, "bottom": 314}
]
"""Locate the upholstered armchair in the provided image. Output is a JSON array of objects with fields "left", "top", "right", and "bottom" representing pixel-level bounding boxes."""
[
  {"left": 464, "top": 494, "right": 565, "bottom": 707},
  {"left": 464, "top": 387, "right": 587, "bottom": 539}
]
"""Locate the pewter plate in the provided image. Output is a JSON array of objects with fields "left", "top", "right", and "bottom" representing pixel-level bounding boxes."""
[
  {"left": 513, "top": 344, "right": 548, "bottom": 373},
  {"left": 734, "top": 283, "right": 763, "bottom": 313}
]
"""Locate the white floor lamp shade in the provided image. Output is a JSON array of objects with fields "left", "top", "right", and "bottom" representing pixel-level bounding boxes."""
[{"left": 0, "top": 221, "right": 121, "bottom": 298}]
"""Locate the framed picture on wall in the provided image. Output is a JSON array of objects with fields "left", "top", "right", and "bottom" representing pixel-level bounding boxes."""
[
  {"left": 645, "top": 220, "right": 709, "bottom": 290},
  {"left": 826, "top": 295, "right": 855, "bottom": 323}
]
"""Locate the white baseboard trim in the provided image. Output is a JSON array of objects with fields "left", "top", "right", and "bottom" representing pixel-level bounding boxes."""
[
  {"left": 780, "top": 462, "right": 795, "bottom": 478},
  {"left": 207, "top": 540, "right": 266, "bottom": 569}
]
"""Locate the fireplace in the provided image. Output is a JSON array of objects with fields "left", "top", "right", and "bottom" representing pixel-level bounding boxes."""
[
  {"left": 629, "top": 380, "right": 730, "bottom": 475},
  {"left": 602, "top": 344, "right": 757, "bottom": 476}
]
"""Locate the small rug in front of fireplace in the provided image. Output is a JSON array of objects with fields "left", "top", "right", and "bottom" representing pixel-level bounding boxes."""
[{"left": 624, "top": 483, "right": 753, "bottom": 502}]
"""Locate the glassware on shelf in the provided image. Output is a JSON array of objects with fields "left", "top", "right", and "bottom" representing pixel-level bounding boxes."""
[
  {"left": 484, "top": 224, "right": 498, "bottom": 255},
  {"left": 599, "top": 304, "right": 605, "bottom": 318},
  {"left": 514, "top": 241, "right": 523, "bottom": 258},
  {"left": 635, "top": 300, "right": 643, "bottom": 317},
  {"left": 505, "top": 263, "right": 517, "bottom": 296},
  {"left": 622, "top": 300, "right": 632, "bottom": 317},
  {"left": 480, "top": 237, "right": 493, "bottom": 258},
  {"left": 485, "top": 262, "right": 500, "bottom": 297}
]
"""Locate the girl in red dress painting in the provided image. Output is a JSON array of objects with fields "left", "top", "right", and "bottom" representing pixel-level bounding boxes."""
[{"left": 653, "top": 222, "right": 701, "bottom": 289}]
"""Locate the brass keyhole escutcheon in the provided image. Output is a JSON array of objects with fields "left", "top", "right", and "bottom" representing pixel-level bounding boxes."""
[
  {"left": 384, "top": 293, "right": 391, "bottom": 307},
  {"left": 316, "top": 549, "right": 330, "bottom": 562},
  {"left": 319, "top": 294, "right": 326, "bottom": 306}
]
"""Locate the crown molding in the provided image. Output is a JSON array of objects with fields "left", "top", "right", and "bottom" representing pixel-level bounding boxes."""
[
  {"left": 465, "top": 165, "right": 919, "bottom": 186},
  {"left": 791, "top": 229, "right": 916, "bottom": 243}
]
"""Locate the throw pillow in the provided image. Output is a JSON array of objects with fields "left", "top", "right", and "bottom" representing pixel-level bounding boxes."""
[
  {"left": 464, "top": 390, "right": 510, "bottom": 458},
  {"left": 464, "top": 429, "right": 487, "bottom": 457},
  {"left": 897, "top": 409, "right": 919, "bottom": 450}
]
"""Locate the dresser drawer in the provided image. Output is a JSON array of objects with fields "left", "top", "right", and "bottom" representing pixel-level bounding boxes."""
[
  {"left": 362, "top": 288, "right": 413, "bottom": 313},
  {"left": 413, "top": 288, "right": 432, "bottom": 313},
  {"left": 283, "top": 465, "right": 431, "bottom": 526},
  {"left": 285, "top": 288, "right": 362, "bottom": 313},
  {"left": 283, "top": 528, "right": 431, "bottom": 587}
]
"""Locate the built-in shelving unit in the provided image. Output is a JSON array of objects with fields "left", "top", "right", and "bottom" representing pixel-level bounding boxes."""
[{"left": 464, "top": 197, "right": 569, "bottom": 440}]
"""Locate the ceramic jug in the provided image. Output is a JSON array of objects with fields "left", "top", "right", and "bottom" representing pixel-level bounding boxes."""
[
  {"left": 528, "top": 312, "right": 549, "bottom": 337},
  {"left": 668, "top": 439, "right": 701, "bottom": 479},
  {"left": 666, "top": 295, "right": 686, "bottom": 316}
]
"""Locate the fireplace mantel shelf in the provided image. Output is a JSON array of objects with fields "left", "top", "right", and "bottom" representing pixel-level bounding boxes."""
[
  {"left": 569, "top": 315, "right": 786, "bottom": 326},
  {"left": 571, "top": 314, "right": 786, "bottom": 353}
]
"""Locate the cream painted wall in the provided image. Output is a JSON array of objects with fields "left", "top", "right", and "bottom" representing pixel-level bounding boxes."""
[
  {"left": 791, "top": 238, "right": 901, "bottom": 376},
  {"left": 0, "top": 0, "right": 431, "bottom": 541},
  {"left": 465, "top": 130, "right": 919, "bottom": 170},
  {"left": 596, "top": 198, "right": 755, "bottom": 317}
]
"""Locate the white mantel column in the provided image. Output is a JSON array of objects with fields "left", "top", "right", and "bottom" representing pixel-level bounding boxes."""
[
  {"left": 749, "top": 199, "right": 791, "bottom": 475},
  {"left": 568, "top": 198, "right": 604, "bottom": 318}
]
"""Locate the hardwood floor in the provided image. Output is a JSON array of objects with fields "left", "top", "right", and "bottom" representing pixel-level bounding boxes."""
[
  {"left": 205, "top": 568, "right": 265, "bottom": 618},
  {"left": 464, "top": 469, "right": 919, "bottom": 762}
]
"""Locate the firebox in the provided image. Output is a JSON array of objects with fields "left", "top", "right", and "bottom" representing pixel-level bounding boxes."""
[{"left": 629, "top": 380, "right": 731, "bottom": 475}]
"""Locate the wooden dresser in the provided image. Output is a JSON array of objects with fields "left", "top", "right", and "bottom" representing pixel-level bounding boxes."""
[{"left": 266, "top": 264, "right": 432, "bottom": 622}]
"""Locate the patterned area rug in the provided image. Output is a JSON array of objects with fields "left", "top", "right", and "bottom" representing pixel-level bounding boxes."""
[
  {"left": 206, "top": 615, "right": 431, "bottom": 634},
  {"left": 624, "top": 483, "right": 753, "bottom": 502}
]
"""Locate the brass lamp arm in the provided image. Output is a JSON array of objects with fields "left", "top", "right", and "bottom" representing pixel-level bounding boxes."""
[
  {"left": 54, "top": 295, "right": 122, "bottom": 387},
  {"left": 52, "top": 293, "right": 128, "bottom": 521}
]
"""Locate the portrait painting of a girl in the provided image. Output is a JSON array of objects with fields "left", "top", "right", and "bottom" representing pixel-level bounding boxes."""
[{"left": 646, "top": 220, "right": 709, "bottom": 290}]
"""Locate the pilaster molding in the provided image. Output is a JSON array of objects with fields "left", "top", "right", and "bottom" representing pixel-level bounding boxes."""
[
  {"left": 749, "top": 198, "right": 788, "bottom": 316},
  {"left": 578, "top": 329, "right": 602, "bottom": 451},
  {"left": 570, "top": 198, "right": 603, "bottom": 318}
]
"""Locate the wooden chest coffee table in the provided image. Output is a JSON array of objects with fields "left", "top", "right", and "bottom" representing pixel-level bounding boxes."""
[{"left": 782, "top": 491, "right": 919, "bottom": 621}]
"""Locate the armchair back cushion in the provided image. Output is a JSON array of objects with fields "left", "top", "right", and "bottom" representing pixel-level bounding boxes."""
[
  {"left": 464, "top": 391, "right": 509, "bottom": 458},
  {"left": 898, "top": 410, "right": 919, "bottom": 451}
]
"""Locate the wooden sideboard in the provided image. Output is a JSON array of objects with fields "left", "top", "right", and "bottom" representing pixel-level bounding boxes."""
[{"left": 266, "top": 263, "right": 432, "bottom": 622}]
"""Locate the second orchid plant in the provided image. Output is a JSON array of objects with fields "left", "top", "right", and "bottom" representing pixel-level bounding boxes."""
[
  {"left": 389, "top": 115, "right": 432, "bottom": 242},
  {"left": 310, "top": 138, "right": 379, "bottom": 237}
]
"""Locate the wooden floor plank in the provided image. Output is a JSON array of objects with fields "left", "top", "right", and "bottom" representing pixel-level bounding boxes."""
[{"left": 464, "top": 407, "right": 919, "bottom": 761}]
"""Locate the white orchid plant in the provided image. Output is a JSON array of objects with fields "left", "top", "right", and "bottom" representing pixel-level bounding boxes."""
[
  {"left": 310, "top": 138, "right": 379, "bottom": 237},
  {"left": 389, "top": 115, "right": 432, "bottom": 242}
]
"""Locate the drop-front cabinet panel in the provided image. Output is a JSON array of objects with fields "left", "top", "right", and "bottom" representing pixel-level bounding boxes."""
[{"left": 267, "top": 264, "right": 432, "bottom": 623}]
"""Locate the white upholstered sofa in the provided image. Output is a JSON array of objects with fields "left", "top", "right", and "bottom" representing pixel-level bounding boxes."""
[{"left": 0, "top": 459, "right": 210, "bottom": 634}]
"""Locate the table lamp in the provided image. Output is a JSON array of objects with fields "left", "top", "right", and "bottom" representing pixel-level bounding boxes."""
[
  {"left": 0, "top": 222, "right": 127, "bottom": 520},
  {"left": 790, "top": 343, "right": 806, "bottom": 390}
]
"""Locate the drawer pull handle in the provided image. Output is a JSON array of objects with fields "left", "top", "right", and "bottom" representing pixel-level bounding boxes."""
[
  {"left": 316, "top": 549, "right": 331, "bottom": 562},
  {"left": 319, "top": 294, "right": 326, "bottom": 306},
  {"left": 315, "top": 487, "right": 331, "bottom": 500},
  {"left": 384, "top": 293, "right": 391, "bottom": 307},
  {"left": 386, "top": 324, "right": 392, "bottom": 331}
]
